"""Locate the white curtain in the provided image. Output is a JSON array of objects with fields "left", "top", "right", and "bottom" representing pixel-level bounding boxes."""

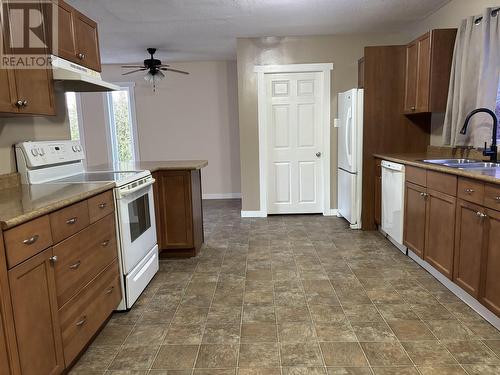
[{"left": 443, "top": 8, "right": 500, "bottom": 147}]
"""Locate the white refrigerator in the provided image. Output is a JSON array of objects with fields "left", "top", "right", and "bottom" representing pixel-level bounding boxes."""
[{"left": 337, "top": 88, "right": 364, "bottom": 229}]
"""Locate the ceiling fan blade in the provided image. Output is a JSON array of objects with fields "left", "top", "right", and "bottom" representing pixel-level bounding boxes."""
[
  {"left": 161, "top": 67, "right": 190, "bottom": 75},
  {"left": 122, "top": 68, "right": 147, "bottom": 75},
  {"left": 158, "top": 64, "right": 170, "bottom": 67},
  {"left": 121, "top": 65, "right": 145, "bottom": 68}
]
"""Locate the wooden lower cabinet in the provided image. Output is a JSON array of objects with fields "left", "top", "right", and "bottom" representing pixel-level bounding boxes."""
[
  {"left": 0, "top": 316, "right": 9, "bottom": 375},
  {"left": 153, "top": 169, "right": 204, "bottom": 257},
  {"left": 374, "top": 159, "right": 381, "bottom": 225},
  {"left": 8, "top": 248, "right": 64, "bottom": 375},
  {"left": 424, "top": 189, "right": 456, "bottom": 279},
  {"left": 453, "top": 200, "right": 485, "bottom": 298},
  {"left": 403, "top": 182, "right": 426, "bottom": 258},
  {"left": 481, "top": 208, "right": 500, "bottom": 316}
]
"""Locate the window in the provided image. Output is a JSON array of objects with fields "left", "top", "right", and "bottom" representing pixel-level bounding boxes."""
[
  {"left": 65, "top": 92, "right": 83, "bottom": 141},
  {"left": 104, "top": 83, "right": 139, "bottom": 164}
]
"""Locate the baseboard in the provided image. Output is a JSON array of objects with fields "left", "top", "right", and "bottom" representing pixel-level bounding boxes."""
[
  {"left": 323, "top": 209, "right": 338, "bottom": 216},
  {"left": 241, "top": 210, "right": 267, "bottom": 218},
  {"left": 408, "top": 250, "right": 500, "bottom": 331},
  {"left": 202, "top": 193, "right": 242, "bottom": 200}
]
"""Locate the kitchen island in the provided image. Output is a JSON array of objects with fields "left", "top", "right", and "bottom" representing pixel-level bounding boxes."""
[{"left": 88, "top": 160, "right": 208, "bottom": 258}]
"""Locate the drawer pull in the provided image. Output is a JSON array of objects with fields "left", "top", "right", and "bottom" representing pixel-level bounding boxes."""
[
  {"left": 66, "top": 217, "right": 78, "bottom": 225},
  {"left": 49, "top": 255, "right": 58, "bottom": 264},
  {"left": 76, "top": 316, "right": 87, "bottom": 327},
  {"left": 495, "top": 196, "right": 500, "bottom": 201},
  {"left": 23, "top": 234, "right": 39, "bottom": 245},
  {"left": 98, "top": 202, "right": 107, "bottom": 209},
  {"left": 101, "top": 240, "right": 110, "bottom": 247},
  {"left": 464, "top": 188, "right": 475, "bottom": 194},
  {"left": 105, "top": 286, "right": 114, "bottom": 295},
  {"left": 476, "top": 211, "right": 488, "bottom": 219},
  {"left": 69, "top": 261, "right": 81, "bottom": 270}
]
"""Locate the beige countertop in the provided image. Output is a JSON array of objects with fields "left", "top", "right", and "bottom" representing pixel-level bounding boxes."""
[
  {"left": 86, "top": 160, "right": 208, "bottom": 173},
  {"left": 374, "top": 153, "right": 500, "bottom": 185},
  {"left": 0, "top": 182, "right": 115, "bottom": 230}
]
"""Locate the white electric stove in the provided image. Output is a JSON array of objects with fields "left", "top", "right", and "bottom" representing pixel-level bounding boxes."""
[{"left": 15, "top": 140, "right": 159, "bottom": 310}]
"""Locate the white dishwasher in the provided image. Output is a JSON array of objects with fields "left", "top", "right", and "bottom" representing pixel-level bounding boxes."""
[{"left": 381, "top": 160, "right": 406, "bottom": 253}]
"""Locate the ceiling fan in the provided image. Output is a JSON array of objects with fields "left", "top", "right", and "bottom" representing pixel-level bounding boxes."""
[{"left": 121, "top": 48, "right": 189, "bottom": 91}]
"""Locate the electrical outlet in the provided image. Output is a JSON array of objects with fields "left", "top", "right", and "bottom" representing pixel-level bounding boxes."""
[{"left": 333, "top": 118, "right": 340, "bottom": 128}]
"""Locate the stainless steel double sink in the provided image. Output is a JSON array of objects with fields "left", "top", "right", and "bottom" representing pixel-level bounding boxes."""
[{"left": 422, "top": 159, "right": 500, "bottom": 171}]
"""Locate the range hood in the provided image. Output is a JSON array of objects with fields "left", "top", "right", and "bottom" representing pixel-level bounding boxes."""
[{"left": 51, "top": 55, "right": 120, "bottom": 92}]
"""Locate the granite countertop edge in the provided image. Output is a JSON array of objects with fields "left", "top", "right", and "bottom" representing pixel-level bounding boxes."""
[
  {"left": 374, "top": 153, "right": 500, "bottom": 185},
  {"left": 0, "top": 182, "right": 115, "bottom": 230}
]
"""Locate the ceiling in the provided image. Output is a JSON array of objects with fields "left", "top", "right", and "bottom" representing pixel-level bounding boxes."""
[{"left": 68, "top": 0, "right": 450, "bottom": 64}]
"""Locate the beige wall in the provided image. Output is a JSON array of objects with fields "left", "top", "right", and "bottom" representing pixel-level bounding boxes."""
[
  {"left": 81, "top": 61, "right": 241, "bottom": 197},
  {"left": 410, "top": 0, "right": 500, "bottom": 146},
  {"left": 0, "top": 92, "right": 70, "bottom": 174},
  {"left": 236, "top": 34, "right": 408, "bottom": 211}
]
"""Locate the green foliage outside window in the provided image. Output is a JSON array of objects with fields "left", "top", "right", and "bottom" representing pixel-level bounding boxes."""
[{"left": 111, "top": 90, "right": 134, "bottom": 163}]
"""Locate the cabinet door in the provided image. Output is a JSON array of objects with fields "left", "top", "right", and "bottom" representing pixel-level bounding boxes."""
[
  {"left": 153, "top": 170, "right": 194, "bottom": 249},
  {"left": 453, "top": 200, "right": 485, "bottom": 297},
  {"left": 415, "top": 33, "right": 431, "bottom": 112},
  {"left": 0, "top": 315, "right": 9, "bottom": 375},
  {"left": 374, "top": 175, "right": 381, "bottom": 225},
  {"left": 424, "top": 189, "right": 456, "bottom": 278},
  {"left": 55, "top": 0, "right": 77, "bottom": 62},
  {"left": 481, "top": 208, "right": 500, "bottom": 316},
  {"left": 13, "top": 69, "right": 56, "bottom": 115},
  {"left": 0, "top": 67, "right": 18, "bottom": 113},
  {"left": 403, "top": 182, "right": 427, "bottom": 258},
  {"left": 404, "top": 41, "right": 418, "bottom": 112},
  {"left": 9, "top": 248, "right": 64, "bottom": 375},
  {"left": 74, "top": 11, "right": 101, "bottom": 71}
]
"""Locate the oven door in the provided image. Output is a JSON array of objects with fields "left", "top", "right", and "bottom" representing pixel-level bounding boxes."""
[{"left": 116, "top": 179, "right": 157, "bottom": 274}]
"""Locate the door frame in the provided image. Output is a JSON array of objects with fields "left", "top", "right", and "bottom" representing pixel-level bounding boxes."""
[{"left": 254, "top": 63, "right": 333, "bottom": 217}]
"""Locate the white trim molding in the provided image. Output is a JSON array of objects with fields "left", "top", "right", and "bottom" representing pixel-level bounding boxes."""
[
  {"left": 241, "top": 210, "right": 268, "bottom": 218},
  {"left": 202, "top": 193, "right": 242, "bottom": 200},
  {"left": 409, "top": 250, "right": 500, "bottom": 331},
  {"left": 255, "top": 63, "right": 334, "bottom": 217}
]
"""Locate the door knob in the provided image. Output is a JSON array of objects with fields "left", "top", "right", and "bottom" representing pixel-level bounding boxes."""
[{"left": 316, "top": 152, "right": 322, "bottom": 158}]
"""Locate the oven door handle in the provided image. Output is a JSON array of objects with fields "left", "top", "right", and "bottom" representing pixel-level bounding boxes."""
[{"left": 117, "top": 178, "right": 156, "bottom": 199}]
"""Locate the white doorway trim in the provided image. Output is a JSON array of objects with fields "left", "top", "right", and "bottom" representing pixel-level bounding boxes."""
[{"left": 253, "top": 63, "right": 333, "bottom": 217}]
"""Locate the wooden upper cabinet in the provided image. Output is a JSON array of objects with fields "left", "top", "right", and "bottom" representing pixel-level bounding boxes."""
[
  {"left": 50, "top": 0, "right": 101, "bottom": 72},
  {"left": 404, "top": 41, "right": 418, "bottom": 113},
  {"left": 74, "top": 11, "right": 101, "bottom": 71},
  {"left": 54, "top": 0, "right": 77, "bottom": 62},
  {"left": 404, "top": 29, "right": 457, "bottom": 114},
  {"left": 404, "top": 182, "right": 427, "bottom": 258},
  {"left": 8, "top": 248, "right": 64, "bottom": 375},
  {"left": 453, "top": 200, "right": 485, "bottom": 298}
]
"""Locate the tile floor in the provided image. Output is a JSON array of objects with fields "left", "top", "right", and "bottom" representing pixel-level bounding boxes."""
[{"left": 71, "top": 199, "right": 500, "bottom": 375}]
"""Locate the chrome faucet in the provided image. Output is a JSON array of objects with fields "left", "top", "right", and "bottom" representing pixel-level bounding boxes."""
[{"left": 460, "top": 108, "right": 498, "bottom": 163}]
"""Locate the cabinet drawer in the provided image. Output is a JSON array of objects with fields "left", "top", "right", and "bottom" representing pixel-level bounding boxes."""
[
  {"left": 4, "top": 215, "right": 53, "bottom": 268},
  {"left": 59, "top": 259, "right": 121, "bottom": 366},
  {"left": 406, "top": 166, "right": 426, "bottom": 186},
  {"left": 50, "top": 200, "right": 90, "bottom": 243},
  {"left": 427, "top": 170, "right": 457, "bottom": 196},
  {"left": 457, "top": 178, "right": 484, "bottom": 205},
  {"left": 53, "top": 213, "right": 117, "bottom": 307},
  {"left": 88, "top": 190, "right": 114, "bottom": 224},
  {"left": 484, "top": 184, "right": 500, "bottom": 211}
]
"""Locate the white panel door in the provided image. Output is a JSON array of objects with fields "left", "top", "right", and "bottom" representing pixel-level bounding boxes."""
[{"left": 266, "top": 72, "right": 323, "bottom": 214}]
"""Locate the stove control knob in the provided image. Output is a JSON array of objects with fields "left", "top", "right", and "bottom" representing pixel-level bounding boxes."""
[
  {"left": 38, "top": 148, "right": 45, "bottom": 156},
  {"left": 31, "top": 149, "right": 38, "bottom": 157},
  {"left": 72, "top": 146, "right": 77, "bottom": 152},
  {"left": 76, "top": 145, "right": 82, "bottom": 152}
]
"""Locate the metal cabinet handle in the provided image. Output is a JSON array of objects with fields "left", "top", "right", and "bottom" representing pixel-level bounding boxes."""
[
  {"left": 98, "top": 202, "right": 107, "bottom": 209},
  {"left": 101, "top": 240, "right": 110, "bottom": 247},
  {"left": 315, "top": 152, "right": 322, "bottom": 158},
  {"left": 15, "top": 100, "right": 23, "bottom": 108},
  {"left": 76, "top": 316, "right": 87, "bottom": 327},
  {"left": 410, "top": 106, "right": 416, "bottom": 111},
  {"left": 420, "top": 192, "right": 428, "bottom": 199},
  {"left": 22, "top": 100, "right": 28, "bottom": 107},
  {"left": 105, "top": 286, "right": 114, "bottom": 295},
  {"left": 23, "top": 234, "right": 39, "bottom": 245},
  {"left": 77, "top": 53, "right": 86, "bottom": 60},
  {"left": 476, "top": 211, "right": 488, "bottom": 219},
  {"left": 495, "top": 196, "right": 500, "bottom": 201},
  {"left": 66, "top": 217, "right": 78, "bottom": 225},
  {"left": 49, "top": 255, "right": 58, "bottom": 264},
  {"left": 464, "top": 188, "right": 475, "bottom": 194},
  {"left": 69, "top": 261, "right": 81, "bottom": 270}
]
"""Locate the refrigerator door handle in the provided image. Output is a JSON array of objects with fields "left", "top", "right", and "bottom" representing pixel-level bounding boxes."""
[{"left": 345, "top": 107, "right": 353, "bottom": 167}]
